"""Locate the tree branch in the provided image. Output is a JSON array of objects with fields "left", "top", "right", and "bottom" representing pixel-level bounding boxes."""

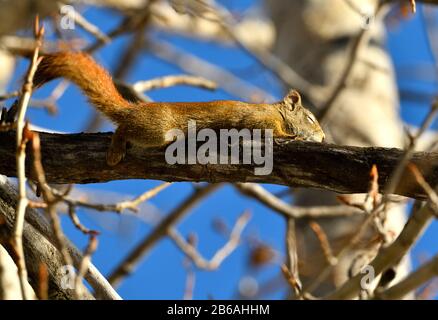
[
  {"left": 326, "top": 201, "right": 434, "bottom": 299},
  {"left": 108, "top": 183, "right": 221, "bottom": 287},
  {"left": 374, "top": 254, "right": 438, "bottom": 299},
  {"left": 0, "top": 176, "right": 120, "bottom": 300},
  {"left": 0, "top": 131, "right": 437, "bottom": 199}
]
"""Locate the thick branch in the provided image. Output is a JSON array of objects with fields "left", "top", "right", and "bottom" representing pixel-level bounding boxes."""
[
  {"left": 0, "top": 176, "right": 120, "bottom": 300},
  {"left": 0, "top": 131, "right": 438, "bottom": 199},
  {"left": 0, "top": 178, "right": 93, "bottom": 299},
  {"left": 375, "top": 254, "right": 438, "bottom": 300},
  {"left": 326, "top": 202, "right": 434, "bottom": 299}
]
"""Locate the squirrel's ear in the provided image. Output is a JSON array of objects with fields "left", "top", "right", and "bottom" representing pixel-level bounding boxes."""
[{"left": 284, "top": 89, "right": 301, "bottom": 107}]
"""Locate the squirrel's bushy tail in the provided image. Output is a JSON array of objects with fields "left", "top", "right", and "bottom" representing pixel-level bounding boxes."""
[{"left": 33, "top": 52, "right": 131, "bottom": 122}]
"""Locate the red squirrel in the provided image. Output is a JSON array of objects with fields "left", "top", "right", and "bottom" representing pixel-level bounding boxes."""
[{"left": 29, "top": 52, "right": 325, "bottom": 166}]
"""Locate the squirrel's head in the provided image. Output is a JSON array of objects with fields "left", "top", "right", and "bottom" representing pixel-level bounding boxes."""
[{"left": 280, "top": 90, "right": 325, "bottom": 142}]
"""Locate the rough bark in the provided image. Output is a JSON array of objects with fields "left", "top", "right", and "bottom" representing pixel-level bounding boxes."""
[
  {"left": 0, "top": 131, "right": 437, "bottom": 199},
  {"left": 0, "top": 176, "right": 95, "bottom": 299}
]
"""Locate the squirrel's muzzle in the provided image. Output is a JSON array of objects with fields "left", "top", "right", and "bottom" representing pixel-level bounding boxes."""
[{"left": 308, "top": 130, "right": 325, "bottom": 143}]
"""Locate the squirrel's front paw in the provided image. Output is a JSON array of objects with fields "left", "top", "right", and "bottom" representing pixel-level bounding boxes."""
[
  {"left": 106, "top": 149, "right": 125, "bottom": 166},
  {"left": 274, "top": 137, "right": 297, "bottom": 145}
]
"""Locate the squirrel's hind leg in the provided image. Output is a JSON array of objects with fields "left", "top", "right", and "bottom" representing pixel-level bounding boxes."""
[{"left": 107, "top": 127, "right": 127, "bottom": 166}]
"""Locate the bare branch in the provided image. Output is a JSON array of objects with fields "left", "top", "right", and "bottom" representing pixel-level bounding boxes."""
[
  {"left": 2, "top": 132, "right": 438, "bottom": 199},
  {"left": 67, "top": 205, "right": 98, "bottom": 235},
  {"left": 318, "top": 1, "right": 385, "bottom": 123},
  {"left": 191, "top": 0, "right": 324, "bottom": 102},
  {"left": 0, "top": 176, "right": 95, "bottom": 299},
  {"left": 309, "top": 221, "right": 337, "bottom": 266},
  {"left": 132, "top": 75, "right": 217, "bottom": 92},
  {"left": 58, "top": 182, "right": 172, "bottom": 214},
  {"left": 235, "top": 183, "right": 364, "bottom": 219},
  {"left": 285, "top": 218, "right": 302, "bottom": 297},
  {"left": 326, "top": 201, "right": 435, "bottom": 299},
  {"left": 12, "top": 18, "right": 44, "bottom": 300},
  {"left": 149, "top": 39, "right": 275, "bottom": 102},
  {"left": 57, "top": 3, "right": 111, "bottom": 44},
  {"left": 75, "top": 235, "right": 98, "bottom": 300},
  {"left": 0, "top": 91, "right": 20, "bottom": 101},
  {"left": 374, "top": 254, "right": 438, "bottom": 299},
  {"left": 107, "top": 183, "right": 222, "bottom": 287},
  {"left": 31, "top": 132, "right": 74, "bottom": 270},
  {"left": 384, "top": 100, "right": 438, "bottom": 197},
  {"left": 408, "top": 164, "right": 438, "bottom": 213},
  {"left": 168, "top": 211, "right": 250, "bottom": 270}
]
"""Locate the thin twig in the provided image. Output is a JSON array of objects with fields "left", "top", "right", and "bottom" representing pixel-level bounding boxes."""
[
  {"left": 57, "top": 182, "right": 172, "bottom": 214},
  {"left": 107, "top": 184, "right": 222, "bottom": 287},
  {"left": 304, "top": 202, "right": 387, "bottom": 294},
  {"left": 408, "top": 163, "right": 438, "bottom": 214},
  {"left": 132, "top": 75, "right": 217, "bottom": 92},
  {"left": 31, "top": 133, "right": 109, "bottom": 300},
  {"left": 309, "top": 221, "right": 337, "bottom": 266},
  {"left": 384, "top": 99, "right": 438, "bottom": 197},
  {"left": 30, "top": 132, "right": 73, "bottom": 268},
  {"left": 281, "top": 264, "right": 303, "bottom": 299},
  {"left": 57, "top": 3, "right": 111, "bottom": 44},
  {"left": 318, "top": 1, "right": 385, "bottom": 123},
  {"left": 416, "top": 278, "right": 438, "bottom": 300},
  {"left": 0, "top": 91, "right": 20, "bottom": 101},
  {"left": 149, "top": 39, "right": 275, "bottom": 102},
  {"left": 68, "top": 205, "right": 99, "bottom": 235},
  {"left": 410, "top": 0, "right": 417, "bottom": 13},
  {"left": 28, "top": 80, "right": 69, "bottom": 115},
  {"left": 75, "top": 235, "right": 98, "bottom": 300},
  {"left": 285, "top": 218, "right": 302, "bottom": 298},
  {"left": 235, "top": 183, "right": 364, "bottom": 219},
  {"left": 183, "top": 259, "right": 196, "bottom": 300},
  {"left": 366, "top": 164, "right": 380, "bottom": 210},
  {"left": 375, "top": 254, "right": 438, "bottom": 299},
  {"left": 0, "top": 176, "right": 120, "bottom": 300},
  {"left": 196, "top": 0, "right": 324, "bottom": 102},
  {"left": 12, "top": 17, "right": 44, "bottom": 300},
  {"left": 326, "top": 201, "right": 434, "bottom": 299},
  {"left": 168, "top": 211, "right": 251, "bottom": 270},
  {"left": 113, "top": 182, "right": 172, "bottom": 213},
  {"left": 85, "top": 3, "right": 157, "bottom": 53}
]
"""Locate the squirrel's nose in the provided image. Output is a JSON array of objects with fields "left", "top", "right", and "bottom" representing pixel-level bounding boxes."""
[{"left": 310, "top": 131, "right": 325, "bottom": 143}]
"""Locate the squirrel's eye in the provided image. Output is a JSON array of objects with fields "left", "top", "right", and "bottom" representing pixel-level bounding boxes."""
[{"left": 306, "top": 114, "right": 316, "bottom": 124}]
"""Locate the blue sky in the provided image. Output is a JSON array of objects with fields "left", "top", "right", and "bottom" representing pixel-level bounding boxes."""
[{"left": 8, "top": 1, "right": 438, "bottom": 299}]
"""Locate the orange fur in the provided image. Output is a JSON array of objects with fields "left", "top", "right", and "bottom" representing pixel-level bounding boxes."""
[{"left": 31, "top": 52, "right": 325, "bottom": 165}]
